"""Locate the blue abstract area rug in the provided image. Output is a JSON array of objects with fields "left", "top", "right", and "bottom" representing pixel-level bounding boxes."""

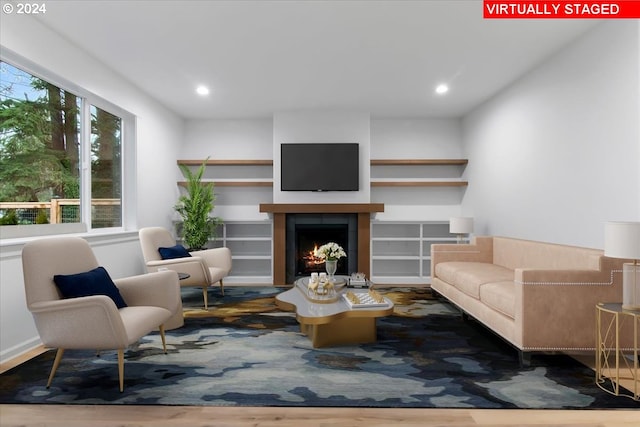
[{"left": 1, "top": 287, "right": 638, "bottom": 409}]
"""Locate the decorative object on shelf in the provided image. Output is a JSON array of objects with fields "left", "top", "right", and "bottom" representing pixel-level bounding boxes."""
[
  {"left": 316, "top": 242, "right": 346, "bottom": 281},
  {"left": 605, "top": 221, "right": 640, "bottom": 310},
  {"left": 175, "top": 157, "right": 222, "bottom": 250},
  {"left": 450, "top": 217, "right": 474, "bottom": 244}
]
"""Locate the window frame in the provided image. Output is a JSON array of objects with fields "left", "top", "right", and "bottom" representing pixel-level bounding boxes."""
[{"left": 0, "top": 49, "right": 136, "bottom": 239}]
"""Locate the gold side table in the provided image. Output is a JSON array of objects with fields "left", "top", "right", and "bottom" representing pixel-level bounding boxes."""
[{"left": 595, "top": 303, "right": 639, "bottom": 400}]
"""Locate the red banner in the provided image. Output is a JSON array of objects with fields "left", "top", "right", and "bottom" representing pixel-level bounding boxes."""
[{"left": 484, "top": 1, "right": 640, "bottom": 18}]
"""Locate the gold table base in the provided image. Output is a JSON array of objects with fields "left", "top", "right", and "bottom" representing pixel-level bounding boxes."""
[
  {"left": 300, "top": 317, "right": 377, "bottom": 348},
  {"left": 595, "top": 303, "right": 639, "bottom": 401}
]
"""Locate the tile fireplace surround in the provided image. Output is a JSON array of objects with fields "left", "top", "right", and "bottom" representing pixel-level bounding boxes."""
[{"left": 259, "top": 204, "right": 384, "bottom": 285}]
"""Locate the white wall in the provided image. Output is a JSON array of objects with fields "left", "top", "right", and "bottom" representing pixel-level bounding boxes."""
[
  {"left": 462, "top": 21, "right": 640, "bottom": 248},
  {"left": 0, "top": 15, "right": 184, "bottom": 361},
  {"left": 183, "top": 119, "right": 273, "bottom": 159},
  {"left": 181, "top": 119, "right": 274, "bottom": 221},
  {"left": 371, "top": 118, "right": 463, "bottom": 159},
  {"left": 273, "top": 111, "right": 371, "bottom": 204},
  {"left": 370, "top": 118, "right": 464, "bottom": 221}
]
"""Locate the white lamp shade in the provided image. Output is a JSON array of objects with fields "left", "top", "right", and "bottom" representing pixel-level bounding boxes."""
[
  {"left": 450, "top": 217, "right": 474, "bottom": 234},
  {"left": 604, "top": 221, "right": 640, "bottom": 259}
]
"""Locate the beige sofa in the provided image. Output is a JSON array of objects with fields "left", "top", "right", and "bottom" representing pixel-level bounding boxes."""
[{"left": 430, "top": 236, "right": 627, "bottom": 358}]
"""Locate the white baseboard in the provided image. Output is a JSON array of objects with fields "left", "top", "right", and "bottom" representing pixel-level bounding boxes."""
[{"left": 0, "top": 337, "right": 42, "bottom": 365}]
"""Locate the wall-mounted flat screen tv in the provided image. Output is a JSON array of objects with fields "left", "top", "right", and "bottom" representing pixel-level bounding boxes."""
[{"left": 281, "top": 143, "right": 359, "bottom": 191}]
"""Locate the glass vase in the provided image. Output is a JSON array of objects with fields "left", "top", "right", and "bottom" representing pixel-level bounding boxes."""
[{"left": 325, "top": 259, "right": 337, "bottom": 281}]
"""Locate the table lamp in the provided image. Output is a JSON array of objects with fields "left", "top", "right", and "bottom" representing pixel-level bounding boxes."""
[
  {"left": 604, "top": 221, "right": 640, "bottom": 310},
  {"left": 450, "top": 217, "right": 473, "bottom": 244}
]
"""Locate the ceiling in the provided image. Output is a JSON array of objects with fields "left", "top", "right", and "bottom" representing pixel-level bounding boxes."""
[{"left": 35, "top": 1, "right": 598, "bottom": 120}]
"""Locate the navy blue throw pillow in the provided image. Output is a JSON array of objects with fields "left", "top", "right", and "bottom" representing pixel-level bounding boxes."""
[
  {"left": 158, "top": 244, "right": 191, "bottom": 260},
  {"left": 53, "top": 266, "right": 127, "bottom": 309}
]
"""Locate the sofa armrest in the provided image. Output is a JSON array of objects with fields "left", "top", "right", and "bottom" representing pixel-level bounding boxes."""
[
  {"left": 514, "top": 259, "right": 625, "bottom": 350},
  {"left": 430, "top": 236, "right": 494, "bottom": 278}
]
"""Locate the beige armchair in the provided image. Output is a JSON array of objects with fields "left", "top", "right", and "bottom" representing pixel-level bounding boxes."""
[
  {"left": 21, "top": 236, "right": 183, "bottom": 392},
  {"left": 139, "top": 226, "right": 232, "bottom": 309}
]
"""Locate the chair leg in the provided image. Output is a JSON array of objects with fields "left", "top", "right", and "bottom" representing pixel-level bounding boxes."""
[
  {"left": 219, "top": 279, "right": 224, "bottom": 296},
  {"left": 46, "top": 348, "right": 65, "bottom": 389},
  {"left": 202, "top": 286, "right": 209, "bottom": 310},
  {"left": 159, "top": 325, "right": 167, "bottom": 354},
  {"left": 117, "top": 349, "right": 125, "bottom": 392}
]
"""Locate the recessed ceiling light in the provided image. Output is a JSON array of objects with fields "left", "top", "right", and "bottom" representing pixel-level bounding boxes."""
[
  {"left": 196, "top": 85, "right": 210, "bottom": 96},
  {"left": 435, "top": 84, "right": 449, "bottom": 95}
]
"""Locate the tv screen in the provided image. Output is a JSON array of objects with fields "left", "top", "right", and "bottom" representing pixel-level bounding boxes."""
[{"left": 281, "top": 143, "right": 359, "bottom": 191}]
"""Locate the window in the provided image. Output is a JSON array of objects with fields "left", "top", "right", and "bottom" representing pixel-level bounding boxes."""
[
  {"left": 90, "top": 105, "right": 122, "bottom": 228},
  {"left": 0, "top": 58, "right": 132, "bottom": 235}
]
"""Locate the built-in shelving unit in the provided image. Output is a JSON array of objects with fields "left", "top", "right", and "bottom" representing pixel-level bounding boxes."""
[
  {"left": 177, "top": 159, "right": 274, "bottom": 187},
  {"left": 370, "top": 181, "right": 467, "bottom": 187},
  {"left": 178, "top": 160, "right": 274, "bottom": 166},
  {"left": 176, "top": 159, "right": 274, "bottom": 205},
  {"left": 370, "top": 159, "right": 468, "bottom": 187},
  {"left": 178, "top": 181, "right": 273, "bottom": 187},
  {"left": 175, "top": 158, "right": 469, "bottom": 283},
  {"left": 370, "top": 221, "right": 457, "bottom": 285},
  {"left": 177, "top": 158, "right": 468, "bottom": 187},
  {"left": 209, "top": 221, "right": 273, "bottom": 284},
  {"left": 370, "top": 159, "right": 468, "bottom": 165}
]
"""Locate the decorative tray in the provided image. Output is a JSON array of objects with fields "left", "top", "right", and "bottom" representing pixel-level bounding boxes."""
[
  {"left": 295, "top": 277, "right": 347, "bottom": 304},
  {"left": 342, "top": 289, "right": 391, "bottom": 309}
]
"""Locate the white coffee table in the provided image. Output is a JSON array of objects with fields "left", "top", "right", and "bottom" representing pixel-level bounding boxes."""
[{"left": 275, "top": 276, "right": 394, "bottom": 348}]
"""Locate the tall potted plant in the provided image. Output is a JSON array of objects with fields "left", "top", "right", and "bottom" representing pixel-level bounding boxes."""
[{"left": 175, "top": 158, "right": 220, "bottom": 250}]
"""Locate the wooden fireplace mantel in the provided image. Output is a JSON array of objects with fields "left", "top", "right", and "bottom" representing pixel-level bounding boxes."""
[
  {"left": 259, "top": 203, "right": 384, "bottom": 214},
  {"left": 259, "top": 203, "right": 385, "bottom": 285}
]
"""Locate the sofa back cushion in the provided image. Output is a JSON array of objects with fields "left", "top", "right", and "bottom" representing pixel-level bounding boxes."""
[{"left": 492, "top": 237, "right": 602, "bottom": 270}]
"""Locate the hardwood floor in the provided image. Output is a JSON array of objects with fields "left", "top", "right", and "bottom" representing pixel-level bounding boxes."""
[
  {"left": 1, "top": 405, "right": 639, "bottom": 427},
  {"left": 1, "top": 347, "right": 638, "bottom": 427}
]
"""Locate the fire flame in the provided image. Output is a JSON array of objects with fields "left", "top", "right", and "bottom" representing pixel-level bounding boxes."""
[{"left": 303, "top": 244, "right": 325, "bottom": 266}]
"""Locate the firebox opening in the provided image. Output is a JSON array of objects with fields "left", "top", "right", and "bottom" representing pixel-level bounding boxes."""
[
  {"left": 285, "top": 213, "right": 358, "bottom": 284},
  {"left": 295, "top": 224, "right": 349, "bottom": 277}
]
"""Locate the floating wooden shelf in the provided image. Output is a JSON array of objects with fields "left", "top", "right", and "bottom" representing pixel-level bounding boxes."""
[
  {"left": 175, "top": 159, "right": 468, "bottom": 188},
  {"left": 259, "top": 203, "right": 384, "bottom": 214},
  {"left": 371, "top": 181, "right": 468, "bottom": 187},
  {"left": 370, "top": 159, "right": 468, "bottom": 166},
  {"left": 177, "top": 159, "right": 273, "bottom": 166},
  {"left": 178, "top": 181, "right": 273, "bottom": 187}
]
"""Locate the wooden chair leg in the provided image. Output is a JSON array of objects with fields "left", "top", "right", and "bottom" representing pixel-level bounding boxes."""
[
  {"left": 219, "top": 279, "right": 224, "bottom": 296},
  {"left": 46, "top": 348, "right": 64, "bottom": 389},
  {"left": 159, "top": 325, "right": 167, "bottom": 353},
  {"left": 202, "top": 286, "right": 209, "bottom": 310},
  {"left": 117, "top": 349, "right": 125, "bottom": 392}
]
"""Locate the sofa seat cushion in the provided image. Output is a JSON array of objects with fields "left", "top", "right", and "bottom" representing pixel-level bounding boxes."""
[
  {"left": 479, "top": 281, "right": 515, "bottom": 319},
  {"left": 434, "top": 262, "right": 514, "bottom": 299}
]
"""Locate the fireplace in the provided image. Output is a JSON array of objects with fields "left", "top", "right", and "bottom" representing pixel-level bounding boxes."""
[
  {"left": 259, "top": 203, "right": 385, "bottom": 285},
  {"left": 286, "top": 214, "right": 358, "bottom": 283}
]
